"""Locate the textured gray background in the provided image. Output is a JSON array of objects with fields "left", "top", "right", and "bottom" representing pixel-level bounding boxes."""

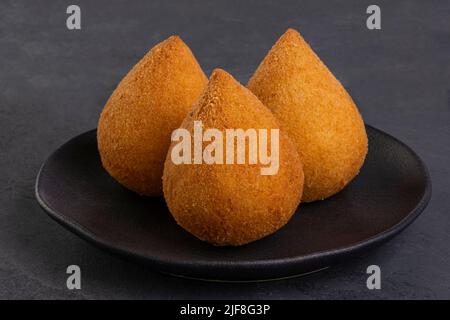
[{"left": 1, "top": 0, "right": 449, "bottom": 299}]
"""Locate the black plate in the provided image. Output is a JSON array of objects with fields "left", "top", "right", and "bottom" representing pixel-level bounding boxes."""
[{"left": 35, "top": 126, "right": 431, "bottom": 281}]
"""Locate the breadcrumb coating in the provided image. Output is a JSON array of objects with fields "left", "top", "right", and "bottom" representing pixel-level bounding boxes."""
[
  {"left": 163, "top": 69, "right": 304, "bottom": 246},
  {"left": 248, "top": 29, "right": 368, "bottom": 202},
  {"left": 97, "top": 36, "right": 207, "bottom": 196}
]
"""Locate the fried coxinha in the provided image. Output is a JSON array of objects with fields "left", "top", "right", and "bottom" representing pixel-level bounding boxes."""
[
  {"left": 248, "top": 29, "right": 368, "bottom": 202},
  {"left": 163, "top": 69, "right": 304, "bottom": 246},
  {"left": 97, "top": 36, "right": 207, "bottom": 196}
]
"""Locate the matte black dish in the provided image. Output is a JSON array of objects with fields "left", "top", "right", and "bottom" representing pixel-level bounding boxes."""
[{"left": 35, "top": 126, "right": 431, "bottom": 281}]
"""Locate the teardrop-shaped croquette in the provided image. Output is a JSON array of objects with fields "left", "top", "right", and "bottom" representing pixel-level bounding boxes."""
[
  {"left": 163, "top": 69, "right": 304, "bottom": 246},
  {"left": 248, "top": 29, "right": 368, "bottom": 202},
  {"left": 98, "top": 36, "right": 207, "bottom": 196}
]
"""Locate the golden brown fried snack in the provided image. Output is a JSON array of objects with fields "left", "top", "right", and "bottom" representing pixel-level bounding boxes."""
[
  {"left": 163, "top": 69, "right": 304, "bottom": 246},
  {"left": 248, "top": 28, "right": 368, "bottom": 202},
  {"left": 97, "top": 36, "right": 207, "bottom": 196}
]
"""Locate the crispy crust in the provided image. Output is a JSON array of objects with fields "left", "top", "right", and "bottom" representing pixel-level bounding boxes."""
[
  {"left": 248, "top": 29, "right": 368, "bottom": 202},
  {"left": 163, "top": 69, "right": 304, "bottom": 246},
  {"left": 97, "top": 36, "right": 207, "bottom": 196}
]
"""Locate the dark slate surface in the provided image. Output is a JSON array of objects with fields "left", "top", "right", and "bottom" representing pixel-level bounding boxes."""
[{"left": 0, "top": 0, "right": 448, "bottom": 299}]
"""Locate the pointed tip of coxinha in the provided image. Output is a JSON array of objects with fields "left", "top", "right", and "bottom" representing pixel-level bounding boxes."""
[
  {"left": 210, "top": 67, "right": 231, "bottom": 80},
  {"left": 280, "top": 28, "right": 316, "bottom": 51},
  {"left": 146, "top": 35, "right": 199, "bottom": 63},
  {"left": 209, "top": 68, "right": 240, "bottom": 88},
  {"left": 167, "top": 34, "right": 182, "bottom": 42},
  {"left": 282, "top": 28, "right": 302, "bottom": 40},
  {"left": 251, "top": 28, "right": 324, "bottom": 74},
  {"left": 204, "top": 68, "right": 250, "bottom": 103},
  {"left": 191, "top": 68, "right": 274, "bottom": 129},
  {"left": 283, "top": 27, "right": 311, "bottom": 43},
  {"left": 159, "top": 34, "right": 184, "bottom": 48}
]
